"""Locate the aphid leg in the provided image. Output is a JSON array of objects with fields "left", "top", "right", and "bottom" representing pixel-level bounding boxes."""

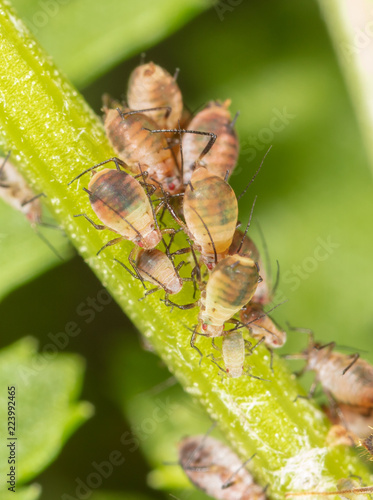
[
  {"left": 189, "top": 325, "right": 204, "bottom": 364},
  {"left": 117, "top": 106, "right": 172, "bottom": 120},
  {"left": 207, "top": 354, "right": 227, "bottom": 377},
  {"left": 162, "top": 298, "right": 197, "bottom": 310},
  {"left": 221, "top": 453, "right": 256, "bottom": 489},
  {"left": 33, "top": 227, "right": 64, "bottom": 261},
  {"left": 294, "top": 378, "right": 318, "bottom": 403},
  {"left": 211, "top": 338, "right": 221, "bottom": 352},
  {"left": 0, "top": 151, "right": 11, "bottom": 176},
  {"left": 244, "top": 368, "right": 270, "bottom": 383},
  {"left": 67, "top": 157, "right": 127, "bottom": 185},
  {"left": 114, "top": 254, "right": 147, "bottom": 289},
  {"left": 342, "top": 353, "right": 360, "bottom": 375},
  {"left": 140, "top": 287, "right": 161, "bottom": 300},
  {"left": 237, "top": 145, "right": 272, "bottom": 201},
  {"left": 143, "top": 126, "right": 217, "bottom": 169},
  {"left": 96, "top": 236, "right": 124, "bottom": 256},
  {"left": 74, "top": 213, "right": 107, "bottom": 231}
]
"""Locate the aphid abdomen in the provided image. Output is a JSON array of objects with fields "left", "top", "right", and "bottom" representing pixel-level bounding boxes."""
[
  {"left": 310, "top": 350, "right": 373, "bottom": 407},
  {"left": 127, "top": 62, "right": 183, "bottom": 129},
  {"left": 184, "top": 168, "right": 238, "bottom": 264},
  {"left": 182, "top": 100, "right": 239, "bottom": 184},
  {"left": 229, "top": 230, "right": 270, "bottom": 304},
  {"left": 136, "top": 249, "right": 182, "bottom": 294},
  {"left": 222, "top": 332, "right": 245, "bottom": 378},
  {"left": 104, "top": 109, "right": 182, "bottom": 193},
  {"left": 88, "top": 169, "right": 160, "bottom": 248},
  {"left": 200, "top": 255, "right": 259, "bottom": 333}
]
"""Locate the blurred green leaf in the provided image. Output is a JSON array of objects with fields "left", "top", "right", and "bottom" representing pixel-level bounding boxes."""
[
  {"left": 0, "top": 201, "right": 73, "bottom": 301},
  {"left": 0, "top": 337, "right": 93, "bottom": 488},
  {"left": 91, "top": 492, "right": 156, "bottom": 500},
  {"left": 3, "top": 484, "right": 41, "bottom": 500},
  {"left": 11, "top": 0, "right": 211, "bottom": 87}
]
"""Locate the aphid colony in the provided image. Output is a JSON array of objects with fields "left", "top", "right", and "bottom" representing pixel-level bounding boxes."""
[{"left": 68, "top": 60, "right": 285, "bottom": 379}]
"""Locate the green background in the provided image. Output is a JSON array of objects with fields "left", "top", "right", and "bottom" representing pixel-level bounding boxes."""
[{"left": 0, "top": 1, "right": 372, "bottom": 498}]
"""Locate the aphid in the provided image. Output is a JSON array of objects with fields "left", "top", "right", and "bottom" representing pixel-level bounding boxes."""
[
  {"left": 102, "top": 103, "right": 182, "bottom": 194},
  {"left": 229, "top": 229, "right": 286, "bottom": 352},
  {"left": 181, "top": 166, "right": 238, "bottom": 270},
  {"left": 182, "top": 99, "right": 239, "bottom": 184},
  {"left": 208, "top": 331, "right": 265, "bottom": 379},
  {"left": 0, "top": 153, "right": 43, "bottom": 225},
  {"left": 286, "top": 330, "right": 373, "bottom": 407},
  {"left": 127, "top": 62, "right": 183, "bottom": 129},
  {"left": 197, "top": 254, "right": 260, "bottom": 337},
  {"left": 114, "top": 246, "right": 192, "bottom": 299},
  {"left": 323, "top": 404, "right": 373, "bottom": 441},
  {"left": 68, "top": 158, "right": 171, "bottom": 253},
  {"left": 178, "top": 434, "right": 266, "bottom": 500}
]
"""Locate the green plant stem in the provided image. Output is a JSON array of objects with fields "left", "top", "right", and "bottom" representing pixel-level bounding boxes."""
[
  {"left": 318, "top": 0, "right": 373, "bottom": 173},
  {"left": 0, "top": 1, "right": 371, "bottom": 497}
]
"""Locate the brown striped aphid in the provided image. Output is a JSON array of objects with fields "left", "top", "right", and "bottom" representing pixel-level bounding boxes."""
[
  {"left": 286, "top": 329, "right": 373, "bottom": 407},
  {"left": 182, "top": 99, "right": 239, "bottom": 184},
  {"left": 178, "top": 434, "right": 266, "bottom": 500},
  {"left": 68, "top": 158, "right": 174, "bottom": 254},
  {"left": 114, "top": 245, "right": 193, "bottom": 301},
  {"left": 229, "top": 229, "right": 286, "bottom": 353},
  {"left": 166, "top": 165, "right": 237, "bottom": 271},
  {"left": 127, "top": 62, "right": 183, "bottom": 129},
  {"left": 102, "top": 101, "right": 182, "bottom": 194}
]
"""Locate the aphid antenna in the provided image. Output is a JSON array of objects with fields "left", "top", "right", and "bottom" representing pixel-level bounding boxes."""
[
  {"left": 142, "top": 127, "right": 217, "bottom": 168},
  {"left": 34, "top": 226, "right": 64, "bottom": 261},
  {"left": 117, "top": 106, "right": 172, "bottom": 120},
  {"left": 0, "top": 151, "right": 11, "bottom": 176},
  {"left": 21, "top": 192, "right": 46, "bottom": 207},
  {"left": 82, "top": 187, "right": 142, "bottom": 239},
  {"left": 188, "top": 205, "right": 217, "bottom": 265},
  {"left": 236, "top": 195, "right": 257, "bottom": 255},
  {"left": 67, "top": 157, "right": 127, "bottom": 186},
  {"left": 184, "top": 422, "right": 218, "bottom": 469},
  {"left": 229, "top": 110, "right": 240, "bottom": 129},
  {"left": 237, "top": 145, "right": 272, "bottom": 201},
  {"left": 285, "top": 486, "right": 373, "bottom": 497},
  {"left": 286, "top": 322, "right": 315, "bottom": 350},
  {"left": 256, "top": 219, "right": 273, "bottom": 289},
  {"left": 221, "top": 453, "right": 256, "bottom": 490},
  {"left": 173, "top": 67, "right": 180, "bottom": 81}
]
